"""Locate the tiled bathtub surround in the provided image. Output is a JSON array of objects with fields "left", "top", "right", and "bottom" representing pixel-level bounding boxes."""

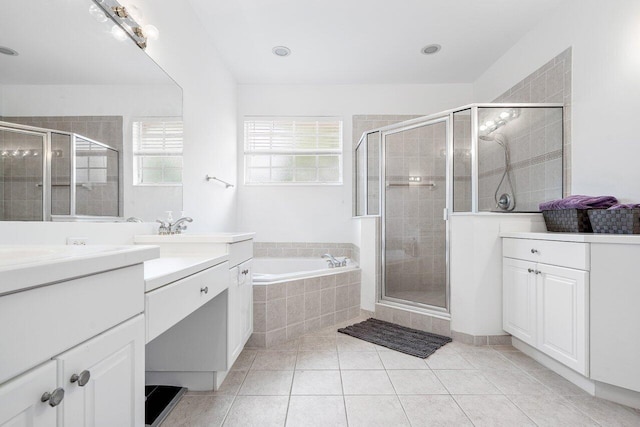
[
  {"left": 250, "top": 269, "right": 362, "bottom": 347},
  {"left": 253, "top": 242, "right": 357, "bottom": 262}
]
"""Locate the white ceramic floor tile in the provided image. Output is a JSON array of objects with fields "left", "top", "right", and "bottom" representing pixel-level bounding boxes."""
[
  {"left": 344, "top": 395, "right": 410, "bottom": 427},
  {"left": 238, "top": 370, "right": 294, "bottom": 396},
  {"left": 460, "top": 350, "right": 519, "bottom": 370},
  {"left": 527, "top": 369, "right": 589, "bottom": 396},
  {"left": 399, "top": 395, "right": 473, "bottom": 426},
  {"left": 336, "top": 335, "right": 377, "bottom": 352},
  {"left": 291, "top": 370, "right": 343, "bottom": 395},
  {"left": 483, "top": 369, "right": 552, "bottom": 395},
  {"left": 295, "top": 350, "right": 339, "bottom": 370},
  {"left": 426, "top": 351, "right": 475, "bottom": 370},
  {"left": 286, "top": 396, "right": 347, "bottom": 427},
  {"left": 341, "top": 370, "right": 395, "bottom": 395},
  {"left": 251, "top": 351, "right": 297, "bottom": 370},
  {"left": 500, "top": 351, "right": 547, "bottom": 371},
  {"left": 378, "top": 350, "right": 429, "bottom": 369},
  {"left": 565, "top": 395, "right": 640, "bottom": 426},
  {"left": 387, "top": 370, "right": 448, "bottom": 395},
  {"left": 298, "top": 336, "right": 337, "bottom": 351},
  {"left": 223, "top": 396, "right": 289, "bottom": 427},
  {"left": 231, "top": 349, "right": 257, "bottom": 371},
  {"left": 454, "top": 395, "right": 535, "bottom": 427},
  {"left": 162, "top": 395, "right": 234, "bottom": 427},
  {"left": 338, "top": 351, "right": 384, "bottom": 369},
  {"left": 509, "top": 394, "right": 599, "bottom": 426},
  {"left": 434, "top": 370, "right": 501, "bottom": 395}
]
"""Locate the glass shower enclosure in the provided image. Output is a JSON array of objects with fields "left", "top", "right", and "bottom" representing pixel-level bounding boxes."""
[
  {"left": 355, "top": 103, "right": 564, "bottom": 314},
  {"left": 0, "top": 120, "right": 120, "bottom": 220}
]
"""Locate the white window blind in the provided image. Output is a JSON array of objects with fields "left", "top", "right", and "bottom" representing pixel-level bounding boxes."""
[
  {"left": 133, "top": 119, "right": 183, "bottom": 185},
  {"left": 244, "top": 117, "right": 343, "bottom": 184}
]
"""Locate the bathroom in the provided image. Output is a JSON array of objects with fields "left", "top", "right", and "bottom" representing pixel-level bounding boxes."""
[{"left": 1, "top": 0, "right": 640, "bottom": 425}]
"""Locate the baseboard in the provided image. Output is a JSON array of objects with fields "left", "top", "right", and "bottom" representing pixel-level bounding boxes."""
[{"left": 595, "top": 381, "right": 640, "bottom": 410}]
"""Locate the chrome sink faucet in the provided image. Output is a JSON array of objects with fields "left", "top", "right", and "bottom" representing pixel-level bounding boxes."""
[
  {"left": 322, "top": 253, "right": 346, "bottom": 268},
  {"left": 156, "top": 212, "right": 193, "bottom": 235}
]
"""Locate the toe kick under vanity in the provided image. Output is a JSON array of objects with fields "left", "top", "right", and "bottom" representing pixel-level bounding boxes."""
[{"left": 501, "top": 232, "right": 640, "bottom": 408}]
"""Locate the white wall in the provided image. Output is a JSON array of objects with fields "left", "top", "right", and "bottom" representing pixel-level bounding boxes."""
[
  {"left": 1, "top": 84, "right": 182, "bottom": 221},
  {"left": 237, "top": 83, "right": 473, "bottom": 242},
  {"left": 474, "top": 0, "right": 640, "bottom": 202},
  {"left": 140, "top": 0, "right": 239, "bottom": 232}
]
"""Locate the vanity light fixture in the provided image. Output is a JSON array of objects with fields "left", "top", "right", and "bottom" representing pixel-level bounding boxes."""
[
  {"left": 479, "top": 109, "right": 520, "bottom": 136},
  {"left": 0, "top": 46, "right": 19, "bottom": 56},
  {"left": 272, "top": 46, "right": 291, "bottom": 57},
  {"left": 92, "top": 0, "right": 156, "bottom": 49}
]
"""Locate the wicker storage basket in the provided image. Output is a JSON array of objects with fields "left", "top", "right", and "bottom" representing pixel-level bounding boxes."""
[
  {"left": 542, "top": 209, "right": 594, "bottom": 232},
  {"left": 587, "top": 208, "right": 640, "bottom": 234}
]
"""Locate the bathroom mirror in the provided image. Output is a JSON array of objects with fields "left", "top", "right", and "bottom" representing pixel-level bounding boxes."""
[{"left": 0, "top": 0, "right": 183, "bottom": 221}]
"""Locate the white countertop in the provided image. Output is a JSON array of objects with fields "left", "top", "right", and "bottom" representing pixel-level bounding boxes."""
[
  {"left": 0, "top": 245, "right": 159, "bottom": 296},
  {"left": 144, "top": 254, "right": 229, "bottom": 292},
  {"left": 134, "top": 232, "right": 255, "bottom": 244},
  {"left": 500, "top": 231, "right": 640, "bottom": 244}
]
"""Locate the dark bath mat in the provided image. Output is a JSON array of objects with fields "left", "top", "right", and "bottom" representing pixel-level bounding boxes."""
[{"left": 338, "top": 318, "right": 452, "bottom": 358}]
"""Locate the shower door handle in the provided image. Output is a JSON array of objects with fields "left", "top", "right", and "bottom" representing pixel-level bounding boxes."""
[{"left": 443, "top": 208, "right": 448, "bottom": 221}]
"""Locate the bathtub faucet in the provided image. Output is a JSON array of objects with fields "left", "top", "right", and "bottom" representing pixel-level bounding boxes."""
[{"left": 322, "top": 253, "right": 346, "bottom": 268}]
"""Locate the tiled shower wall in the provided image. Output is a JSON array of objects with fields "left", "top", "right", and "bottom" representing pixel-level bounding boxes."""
[
  {"left": 1, "top": 116, "right": 124, "bottom": 217},
  {"left": 487, "top": 48, "right": 572, "bottom": 208}
]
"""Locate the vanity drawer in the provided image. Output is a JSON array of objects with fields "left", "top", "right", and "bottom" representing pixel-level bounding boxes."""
[
  {"left": 503, "top": 238, "right": 590, "bottom": 270},
  {"left": 0, "top": 264, "right": 144, "bottom": 384},
  {"left": 229, "top": 240, "right": 253, "bottom": 267},
  {"left": 145, "top": 261, "right": 229, "bottom": 342}
]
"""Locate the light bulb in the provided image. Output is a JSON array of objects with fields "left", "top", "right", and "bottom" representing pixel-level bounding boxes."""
[
  {"left": 499, "top": 111, "right": 510, "bottom": 120},
  {"left": 111, "top": 25, "right": 128, "bottom": 41},
  {"left": 485, "top": 120, "right": 495, "bottom": 127},
  {"left": 479, "top": 125, "right": 487, "bottom": 132},
  {"left": 143, "top": 24, "right": 159, "bottom": 40}
]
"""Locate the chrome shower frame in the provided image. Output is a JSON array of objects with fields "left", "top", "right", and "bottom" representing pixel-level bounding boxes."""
[{"left": 354, "top": 103, "right": 564, "bottom": 317}]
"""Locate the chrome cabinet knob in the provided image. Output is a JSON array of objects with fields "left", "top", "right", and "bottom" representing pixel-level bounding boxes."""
[
  {"left": 531, "top": 249, "right": 539, "bottom": 254},
  {"left": 41, "top": 388, "right": 65, "bottom": 407},
  {"left": 70, "top": 370, "right": 91, "bottom": 387},
  {"left": 535, "top": 270, "right": 542, "bottom": 275},
  {"left": 527, "top": 268, "right": 534, "bottom": 273},
  {"left": 241, "top": 269, "right": 249, "bottom": 275},
  {"left": 201, "top": 286, "right": 209, "bottom": 294}
]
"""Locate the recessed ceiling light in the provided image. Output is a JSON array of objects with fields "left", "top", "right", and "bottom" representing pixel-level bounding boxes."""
[
  {"left": 272, "top": 46, "right": 291, "bottom": 57},
  {"left": 421, "top": 44, "right": 441, "bottom": 55},
  {"left": 0, "top": 46, "right": 19, "bottom": 56}
]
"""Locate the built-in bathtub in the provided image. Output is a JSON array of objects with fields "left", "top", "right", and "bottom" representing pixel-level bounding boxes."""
[{"left": 250, "top": 257, "right": 362, "bottom": 347}]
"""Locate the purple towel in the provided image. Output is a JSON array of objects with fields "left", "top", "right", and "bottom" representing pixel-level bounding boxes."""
[
  {"left": 539, "top": 195, "right": 618, "bottom": 211},
  {"left": 608, "top": 204, "right": 640, "bottom": 210}
]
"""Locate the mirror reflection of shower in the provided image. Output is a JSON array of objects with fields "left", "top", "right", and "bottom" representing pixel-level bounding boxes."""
[{"left": 479, "top": 109, "right": 520, "bottom": 211}]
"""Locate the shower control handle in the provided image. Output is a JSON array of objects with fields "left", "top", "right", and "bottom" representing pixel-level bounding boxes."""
[{"left": 530, "top": 249, "right": 539, "bottom": 254}]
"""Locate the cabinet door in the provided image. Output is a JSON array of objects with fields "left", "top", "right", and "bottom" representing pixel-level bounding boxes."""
[
  {"left": 536, "top": 264, "right": 589, "bottom": 375},
  {"left": 0, "top": 361, "right": 58, "bottom": 427},
  {"left": 228, "top": 266, "right": 242, "bottom": 367},
  {"left": 56, "top": 315, "right": 145, "bottom": 427},
  {"left": 238, "top": 260, "right": 254, "bottom": 346},
  {"left": 503, "top": 258, "right": 537, "bottom": 346}
]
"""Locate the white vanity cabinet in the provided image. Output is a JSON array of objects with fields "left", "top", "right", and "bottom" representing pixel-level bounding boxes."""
[
  {"left": 502, "top": 237, "right": 589, "bottom": 375},
  {"left": 0, "top": 246, "right": 156, "bottom": 427},
  {"left": 229, "top": 259, "right": 253, "bottom": 365},
  {"left": 0, "top": 361, "right": 58, "bottom": 427}
]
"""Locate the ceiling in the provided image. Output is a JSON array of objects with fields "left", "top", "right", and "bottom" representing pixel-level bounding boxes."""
[
  {"left": 188, "top": 0, "right": 561, "bottom": 85},
  {"left": 0, "top": 0, "right": 174, "bottom": 85}
]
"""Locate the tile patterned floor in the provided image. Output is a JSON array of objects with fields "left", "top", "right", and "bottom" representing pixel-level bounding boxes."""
[{"left": 162, "top": 316, "right": 640, "bottom": 426}]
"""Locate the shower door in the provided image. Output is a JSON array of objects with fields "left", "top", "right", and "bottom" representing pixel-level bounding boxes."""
[{"left": 381, "top": 117, "right": 450, "bottom": 312}]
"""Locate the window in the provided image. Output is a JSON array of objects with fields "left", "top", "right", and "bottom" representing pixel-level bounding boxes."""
[
  {"left": 133, "top": 119, "right": 183, "bottom": 185},
  {"left": 244, "top": 117, "right": 343, "bottom": 184}
]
